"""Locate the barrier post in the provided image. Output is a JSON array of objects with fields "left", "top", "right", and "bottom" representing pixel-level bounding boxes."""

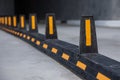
[
  {"left": 8, "top": 16, "right": 12, "bottom": 27},
  {"left": 29, "top": 14, "right": 38, "bottom": 33},
  {"left": 19, "top": 15, "right": 26, "bottom": 30},
  {"left": 80, "top": 16, "right": 98, "bottom": 54},
  {"left": 45, "top": 13, "right": 58, "bottom": 39},
  {"left": 13, "top": 16, "right": 17, "bottom": 28}
]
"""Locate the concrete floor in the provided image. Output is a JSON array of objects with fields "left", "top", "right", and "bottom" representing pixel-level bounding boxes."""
[{"left": 0, "top": 24, "right": 120, "bottom": 80}]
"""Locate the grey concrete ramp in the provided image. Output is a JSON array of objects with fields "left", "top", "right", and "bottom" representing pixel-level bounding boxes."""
[
  {"left": 0, "top": 30, "right": 81, "bottom": 80},
  {"left": 0, "top": 25, "right": 120, "bottom": 80}
]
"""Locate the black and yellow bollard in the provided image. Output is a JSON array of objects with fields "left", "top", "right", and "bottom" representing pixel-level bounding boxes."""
[
  {"left": 8, "top": 16, "right": 12, "bottom": 27},
  {"left": 19, "top": 15, "right": 26, "bottom": 30},
  {"left": 13, "top": 16, "right": 17, "bottom": 28},
  {"left": 5, "top": 16, "right": 8, "bottom": 26},
  {"left": 80, "top": 16, "right": 98, "bottom": 53},
  {"left": 29, "top": 14, "right": 38, "bottom": 33},
  {"left": 45, "top": 13, "right": 58, "bottom": 39}
]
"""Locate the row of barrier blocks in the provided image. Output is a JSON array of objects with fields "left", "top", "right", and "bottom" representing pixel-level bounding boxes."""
[{"left": 0, "top": 13, "right": 120, "bottom": 80}]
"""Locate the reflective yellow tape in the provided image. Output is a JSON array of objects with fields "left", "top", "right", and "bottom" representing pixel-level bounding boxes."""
[
  {"left": 8, "top": 17, "right": 11, "bottom": 26},
  {"left": 7, "top": 17, "right": 9, "bottom": 25},
  {"left": 5, "top": 17, "right": 7, "bottom": 25},
  {"left": 85, "top": 19, "right": 91, "bottom": 46},
  {"left": 62, "top": 53, "right": 70, "bottom": 61},
  {"left": 13, "top": 16, "right": 17, "bottom": 27},
  {"left": 49, "top": 16, "right": 54, "bottom": 35},
  {"left": 23, "top": 34, "right": 26, "bottom": 38},
  {"left": 43, "top": 44, "right": 48, "bottom": 49},
  {"left": 17, "top": 32, "right": 20, "bottom": 35},
  {"left": 1, "top": 17, "right": 3, "bottom": 24},
  {"left": 31, "top": 15, "right": 36, "bottom": 30},
  {"left": 31, "top": 38, "right": 35, "bottom": 42},
  {"left": 20, "top": 16, "right": 24, "bottom": 28},
  {"left": 96, "top": 72, "right": 110, "bottom": 80},
  {"left": 27, "top": 36, "right": 30, "bottom": 40},
  {"left": 36, "top": 40, "right": 40, "bottom": 46},
  {"left": 51, "top": 48, "right": 58, "bottom": 54},
  {"left": 76, "top": 61, "right": 87, "bottom": 70},
  {"left": 20, "top": 33, "right": 23, "bottom": 37},
  {"left": 3, "top": 17, "right": 4, "bottom": 24}
]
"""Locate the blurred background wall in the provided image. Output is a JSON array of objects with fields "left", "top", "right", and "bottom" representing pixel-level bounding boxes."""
[
  {"left": 0, "top": 0, "right": 120, "bottom": 20},
  {"left": 0, "top": 0, "right": 14, "bottom": 16},
  {"left": 14, "top": 0, "right": 120, "bottom": 20}
]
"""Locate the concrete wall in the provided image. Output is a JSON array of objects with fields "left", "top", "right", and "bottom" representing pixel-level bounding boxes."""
[
  {"left": 58, "top": 0, "right": 112, "bottom": 20},
  {"left": 0, "top": 0, "right": 14, "bottom": 16},
  {"left": 14, "top": 0, "right": 120, "bottom": 20}
]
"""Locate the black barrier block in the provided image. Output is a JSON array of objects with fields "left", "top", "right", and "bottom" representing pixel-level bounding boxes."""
[
  {"left": 43, "top": 39, "right": 120, "bottom": 80},
  {"left": 43, "top": 39, "right": 97, "bottom": 79},
  {"left": 79, "top": 53, "right": 120, "bottom": 80},
  {"left": 80, "top": 16, "right": 98, "bottom": 54},
  {"left": 1, "top": 26, "right": 120, "bottom": 80},
  {"left": 30, "top": 33, "right": 45, "bottom": 41}
]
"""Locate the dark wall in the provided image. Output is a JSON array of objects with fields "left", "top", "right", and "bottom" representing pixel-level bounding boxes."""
[
  {"left": 14, "top": 0, "right": 120, "bottom": 20},
  {"left": 15, "top": 0, "right": 61, "bottom": 19},
  {"left": 0, "top": 0, "right": 14, "bottom": 16}
]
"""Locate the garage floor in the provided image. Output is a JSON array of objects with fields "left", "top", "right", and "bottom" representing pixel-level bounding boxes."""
[{"left": 0, "top": 24, "right": 120, "bottom": 80}]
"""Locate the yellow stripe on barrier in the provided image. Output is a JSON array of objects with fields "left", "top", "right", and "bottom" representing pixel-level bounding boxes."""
[
  {"left": 5, "top": 17, "right": 7, "bottom": 25},
  {"left": 23, "top": 34, "right": 26, "bottom": 38},
  {"left": 43, "top": 44, "right": 48, "bottom": 49},
  {"left": 20, "top": 33, "right": 23, "bottom": 37},
  {"left": 3, "top": 17, "right": 4, "bottom": 24},
  {"left": 8, "top": 17, "right": 11, "bottom": 26},
  {"left": 31, "top": 15, "right": 36, "bottom": 30},
  {"left": 49, "top": 16, "right": 54, "bottom": 35},
  {"left": 51, "top": 48, "right": 58, "bottom": 54},
  {"left": 85, "top": 19, "right": 91, "bottom": 46},
  {"left": 27, "top": 36, "right": 30, "bottom": 40},
  {"left": 96, "top": 72, "right": 110, "bottom": 80},
  {"left": 20, "top": 16, "right": 25, "bottom": 28},
  {"left": 62, "top": 53, "right": 70, "bottom": 61},
  {"left": 76, "top": 61, "right": 87, "bottom": 70},
  {"left": 36, "top": 40, "right": 40, "bottom": 46},
  {"left": 13, "top": 16, "right": 17, "bottom": 27},
  {"left": 31, "top": 38, "right": 35, "bottom": 42}
]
